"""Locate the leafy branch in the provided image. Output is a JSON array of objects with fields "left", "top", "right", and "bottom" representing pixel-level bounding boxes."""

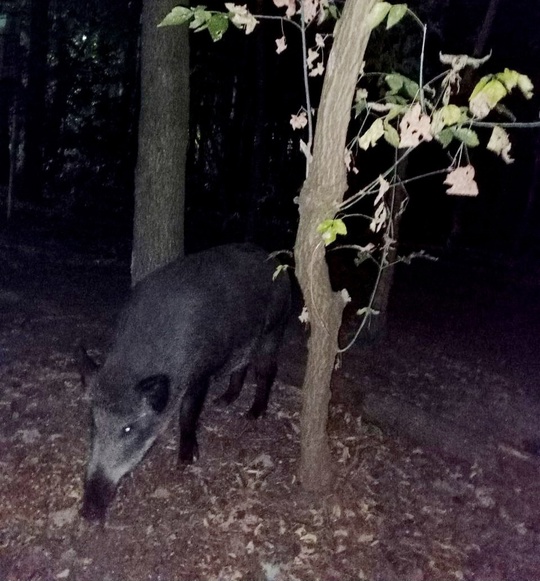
[{"left": 160, "top": 0, "right": 538, "bottom": 348}]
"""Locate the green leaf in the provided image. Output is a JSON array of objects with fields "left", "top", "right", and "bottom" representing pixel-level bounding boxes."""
[
  {"left": 321, "top": 2, "right": 340, "bottom": 21},
  {"left": 495, "top": 68, "right": 534, "bottom": 100},
  {"left": 368, "top": 2, "right": 391, "bottom": 29},
  {"left": 431, "top": 104, "right": 465, "bottom": 134},
  {"left": 327, "top": 3, "right": 340, "bottom": 19},
  {"left": 385, "top": 103, "right": 407, "bottom": 121},
  {"left": 496, "top": 68, "right": 520, "bottom": 91},
  {"left": 469, "top": 70, "right": 533, "bottom": 117},
  {"left": 272, "top": 264, "right": 289, "bottom": 281},
  {"left": 317, "top": 219, "right": 347, "bottom": 246},
  {"left": 469, "top": 77, "right": 507, "bottom": 118},
  {"left": 359, "top": 118, "right": 385, "bottom": 150},
  {"left": 435, "top": 128, "right": 454, "bottom": 148},
  {"left": 353, "top": 89, "right": 368, "bottom": 117},
  {"left": 207, "top": 13, "right": 229, "bottom": 41},
  {"left": 158, "top": 5, "right": 193, "bottom": 27},
  {"left": 385, "top": 73, "right": 419, "bottom": 99},
  {"left": 189, "top": 7, "right": 212, "bottom": 32},
  {"left": 437, "top": 104, "right": 462, "bottom": 126},
  {"left": 386, "top": 4, "right": 407, "bottom": 29},
  {"left": 452, "top": 127, "right": 479, "bottom": 147},
  {"left": 469, "top": 75, "right": 491, "bottom": 100},
  {"left": 402, "top": 77, "right": 420, "bottom": 99},
  {"left": 354, "top": 100, "right": 367, "bottom": 117},
  {"left": 383, "top": 123, "right": 400, "bottom": 148},
  {"left": 385, "top": 73, "right": 404, "bottom": 93}
]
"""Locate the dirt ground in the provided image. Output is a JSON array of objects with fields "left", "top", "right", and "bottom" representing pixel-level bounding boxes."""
[{"left": 1, "top": 226, "right": 540, "bottom": 581}]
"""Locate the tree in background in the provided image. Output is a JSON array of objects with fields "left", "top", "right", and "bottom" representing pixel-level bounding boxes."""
[
  {"left": 20, "top": 0, "right": 50, "bottom": 200},
  {"left": 131, "top": 0, "right": 190, "bottom": 283},
  {"left": 1, "top": 0, "right": 142, "bottom": 232}
]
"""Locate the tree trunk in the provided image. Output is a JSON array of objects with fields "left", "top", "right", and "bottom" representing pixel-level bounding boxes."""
[
  {"left": 21, "top": 0, "right": 50, "bottom": 202},
  {"left": 131, "top": 0, "right": 190, "bottom": 284},
  {"left": 295, "top": 0, "right": 376, "bottom": 490},
  {"left": 515, "top": 133, "right": 540, "bottom": 252},
  {"left": 448, "top": 0, "right": 503, "bottom": 247},
  {"left": 244, "top": 0, "right": 268, "bottom": 243},
  {"left": 7, "top": 88, "right": 21, "bottom": 220},
  {"left": 472, "top": 0, "right": 503, "bottom": 57}
]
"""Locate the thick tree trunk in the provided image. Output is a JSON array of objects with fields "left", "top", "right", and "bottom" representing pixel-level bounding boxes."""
[
  {"left": 131, "top": 0, "right": 190, "bottom": 284},
  {"left": 295, "top": 0, "right": 376, "bottom": 490}
]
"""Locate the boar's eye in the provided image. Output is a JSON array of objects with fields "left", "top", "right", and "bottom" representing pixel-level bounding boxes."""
[{"left": 122, "top": 425, "right": 134, "bottom": 436}]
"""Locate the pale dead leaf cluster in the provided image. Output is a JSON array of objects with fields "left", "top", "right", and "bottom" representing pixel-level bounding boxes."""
[
  {"left": 275, "top": 36, "right": 287, "bottom": 55},
  {"left": 399, "top": 103, "right": 433, "bottom": 148},
  {"left": 272, "top": 0, "right": 296, "bottom": 18},
  {"left": 369, "top": 176, "right": 390, "bottom": 233},
  {"left": 487, "top": 126, "right": 514, "bottom": 164},
  {"left": 289, "top": 111, "right": 308, "bottom": 130},
  {"left": 224, "top": 4, "right": 258, "bottom": 34},
  {"left": 444, "top": 165, "right": 479, "bottom": 197},
  {"left": 439, "top": 52, "right": 491, "bottom": 105}
]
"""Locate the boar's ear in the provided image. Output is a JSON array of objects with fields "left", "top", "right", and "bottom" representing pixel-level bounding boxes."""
[
  {"left": 76, "top": 344, "right": 100, "bottom": 389},
  {"left": 135, "top": 374, "right": 170, "bottom": 414}
]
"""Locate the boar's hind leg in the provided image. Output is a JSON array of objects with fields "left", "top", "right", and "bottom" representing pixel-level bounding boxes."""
[
  {"left": 248, "top": 313, "right": 288, "bottom": 420},
  {"left": 248, "top": 352, "right": 278, "bottom": 420},
  {"left": 178, "top": 378, "right": 211, "bottom": 465},
  {"left": 214, "top": 365, "right": 248, "bottom": 407}
]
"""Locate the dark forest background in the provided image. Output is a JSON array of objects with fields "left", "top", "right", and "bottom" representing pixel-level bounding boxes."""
[{"left": 0, "top": 0, "right": 539, "bottom": 258}]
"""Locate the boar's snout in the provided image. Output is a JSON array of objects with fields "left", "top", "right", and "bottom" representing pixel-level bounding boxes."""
[{"left": 81, "top": 469, "right": 117, "bottom": 523}]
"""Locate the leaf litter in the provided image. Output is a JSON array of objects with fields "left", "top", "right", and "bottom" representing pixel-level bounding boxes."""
[{"left": 1, "top": 235, "right": 540, "bottom": 580}]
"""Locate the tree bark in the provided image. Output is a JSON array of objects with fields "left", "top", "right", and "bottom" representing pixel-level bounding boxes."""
[
  {"left": 295, "top": 0, "right": 376, "bottom": 490},
  {"left": 131, "top": 0, "right": 190, "bottom": 284}
]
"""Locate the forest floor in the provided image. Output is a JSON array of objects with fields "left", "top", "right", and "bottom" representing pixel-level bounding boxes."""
[{"left": 1, "top": 222, "right": 540, "bottom": 581}]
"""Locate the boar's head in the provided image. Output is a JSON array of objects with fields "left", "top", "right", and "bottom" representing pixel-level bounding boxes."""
[{"left": 79, "top": 352, "right": 171, "bottom": 522}]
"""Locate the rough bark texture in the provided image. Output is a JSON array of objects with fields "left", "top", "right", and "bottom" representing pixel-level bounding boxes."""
[
  {"left": 131, "top": 0, "right": 190, "bottom": 284},
  {"left": 295, "top": 0, "right": 376, "bottom": 490}
]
